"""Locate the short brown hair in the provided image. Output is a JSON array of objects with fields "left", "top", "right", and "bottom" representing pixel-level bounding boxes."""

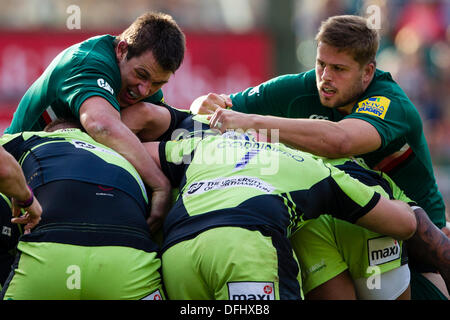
[
  {"left": 315, "top": 15, "right": 379, "bottom": 66},
  {"left": 117, "top": 12, "right": 186, "bottom": 73}
]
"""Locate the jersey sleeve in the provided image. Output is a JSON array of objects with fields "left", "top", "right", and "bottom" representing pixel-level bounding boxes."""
[
  {"left": 381, "top": 171, "right": 415, "bottom": 205},
  {"left": 329, "top": 164, "right": 382, "bottom": 222},
  {"left": 154, "top": 103, "right": 192, "bottom": 142},
  {"left": 294, "top": 163, "right": 381, "bottom": 224},
  {"left": 345, "top": 96, "right": 421, "bottom": 148},
  {"left": 60, "top": 70, "right": 121, "bottom": 116},
  {"left": 230, "top": 74, "right": 305, "bottom": 117},
  {"left": 0, "top": 133, "right": 26, "bottom": 161},
  {"left": 159, "top": 137, "right": 202, "bottom": 187},
  {"left": 142, "top": 89, "right": 164, "bottom": 105}
]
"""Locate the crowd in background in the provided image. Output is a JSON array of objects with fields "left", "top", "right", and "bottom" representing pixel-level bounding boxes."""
[{"left": 0, "top": 0, "right": 448, "bottom": 214}]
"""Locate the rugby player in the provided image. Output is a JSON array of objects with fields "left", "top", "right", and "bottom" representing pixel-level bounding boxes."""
[
  {"left": 0, "top": 120, "right": 164, "bottom": 300},
  {"left": 190, "top": 15, "right": 449, "bottom": 300},
  {"left": 122, "top": 104, "right": 449, "bottom": 299},
  {"left": 4, "top": 11, "right": 186, "bottom": 232},
  {"left": 142, "top": 130, "right": 416, "bottom": 300},
  {"left": 0, "top": 145, "right": 41, "bottom": 290}
]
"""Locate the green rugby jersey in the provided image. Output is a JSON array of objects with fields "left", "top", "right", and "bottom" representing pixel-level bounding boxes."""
[
  {"left": 5, "top": 35, "right": 163, "bottom": 134},
  {"left": 230, "top": 69, "right": 446, "bottom": 228},
  {"left": 158, "top": 133, "right": 383, "bottom": 250}
]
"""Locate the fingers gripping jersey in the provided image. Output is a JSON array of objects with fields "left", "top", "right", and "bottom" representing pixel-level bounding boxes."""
[{"left": 159, "top": 134, "right": 381, "bottom": 250}]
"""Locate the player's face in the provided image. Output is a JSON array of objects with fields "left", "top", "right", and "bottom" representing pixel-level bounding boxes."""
[
  {"left": 315, "top": 42, "right": 370, "bottom": 112},
  {"left": 116, "top": 44, "right": 172, "bottom": 107}
]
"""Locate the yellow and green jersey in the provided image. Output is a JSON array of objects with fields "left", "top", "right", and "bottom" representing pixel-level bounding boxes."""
[{"left": 159, "top": 132, "right": 384, "bottom": 251}]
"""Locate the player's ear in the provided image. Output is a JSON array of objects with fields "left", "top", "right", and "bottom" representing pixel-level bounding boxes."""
[
  {"left": 115, "top": 40, "right": 129, "bottom": 62},
  {"left": 362, "top": 61, "right": 375, "bottom": 85}
]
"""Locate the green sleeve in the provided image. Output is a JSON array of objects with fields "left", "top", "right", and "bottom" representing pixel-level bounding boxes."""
[
  {"left": 60, "top": 71, "right": 121, "bottom": 116},
  {"left": 230, "top": 72, "right": 313, "bottom": 117},
  {"left": 345, "top": 95, "right": 422, "bottom": 148},
  {"left": 142, "top": 90, "right": 164, "bottom": 104},
  {"left": 0, "top": 133, "right": 25, "bottom": 161},
  {"left": 320, "top": 164, "right": 381, "bottom": 223},
  {"left": 159, "top": 137, "right": 202, "bottom": 187},
  {"left": 381, "top": 172, "right": 414, "bottom": 204}
]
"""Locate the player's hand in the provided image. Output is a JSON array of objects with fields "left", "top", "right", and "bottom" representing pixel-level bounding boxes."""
[
  {"left": 11, "top": 196, "right": 43, "bottom": 234},
  {"left": 442, "top": 225, "right": 450, "bottom": 238},
  {"left": 208, "top": 108, "right": 253, "bottom": 133},
  {"left": 190, "top": 93, "right": 232, "bottom": 115},
  {"left": 147, "top": 186, "right": 171, "bottom": 234}
]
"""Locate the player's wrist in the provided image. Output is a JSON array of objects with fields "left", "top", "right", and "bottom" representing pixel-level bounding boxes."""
[{"left": 16, "top": 185, "right": 34, "bottom": 208}]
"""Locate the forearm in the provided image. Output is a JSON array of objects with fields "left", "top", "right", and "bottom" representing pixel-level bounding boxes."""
[
  {"left": 356, "top": 198, "right": 417, "bottom": 241},
  {"left": 86, "top": 120, "right": 170, "bottom": 191},
  {"left": 407, "top": 207, "right": 450, "bottom": 291},
  {"left": 253, "top": 115, "right": 350, "bottom": 158},
  {"left": 121, "top": 102, "right": 172, "bottom": 142},
  {"left": 0, "top": 148, "right": 33, "bottom": 202}
]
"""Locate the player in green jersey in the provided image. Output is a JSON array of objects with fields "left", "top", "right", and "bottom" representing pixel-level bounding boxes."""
[
  {"left": 140, "top": 131, "right": 417, "bottom": 300},
  {"left": 0, "top": 120, "right": 165, "bottom": 300},
  {"left": 5, "top": 11, "right": 186, "bottom": 233},
  {"left": 190, "top": 15, "right": 449, "bottom": 300},
  {"left": 121, "top": 102, "right": 449, "bottom": 299}
]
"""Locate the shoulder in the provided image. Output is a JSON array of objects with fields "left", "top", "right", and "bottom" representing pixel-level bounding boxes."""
[
  {"left": 263, "top": 69, "right": 316, "bottom": 94},
  {"left": 354, "top": 69, "right": 420, "bottom": 121},
  {"left": 69, "top": 35, "right": 119, "bottom": 77},
  {"left": 231, "top": 70, "right": 318, "bottom": 108}
]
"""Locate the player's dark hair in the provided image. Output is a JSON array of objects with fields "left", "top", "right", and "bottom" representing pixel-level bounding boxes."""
[
  {"left": 315, "top": 15, "right": 379, "bottom": 67},
  {"left": 117, "top": 12, "right": 185, "bottom": 73}
]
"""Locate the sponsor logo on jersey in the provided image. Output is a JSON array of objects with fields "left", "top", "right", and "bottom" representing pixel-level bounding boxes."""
[
  {"left": 2, "top": 226, "right": 11, "bottom": 237},
  {"left": 228, "top": 282, "right": 275, "bottom": 300},
  {"left": 141, "top": 289, "right": 163, "bottom": 300},
  {"left": 309, "top": 114, "right": 329, "bottom": 120},
  {"left": 368, "top": 236, "right": 401, "bottom": 265},
  {"left": 306, "top": 258, "right": 326, "bottom": 275},
  {"left": 234, "top": 150, "right": 260, "bottom": 171},
  {"left": 217, "top": 140, "right": 304, "bottom": 163},
  {"left": 355, "top": 96, "right": 390, "bottom": 119},
  {"left": 185, "top": 176, "right": 275, "bottom": 196},
  {"left": 72, "top": 139, "right": 120, "bottom": 156},
  {"left": 248, "top": 85, "right": 261, "bottom": 96},
  {"left": 97, "top": 78, "right": 114, "bottom": 95}
]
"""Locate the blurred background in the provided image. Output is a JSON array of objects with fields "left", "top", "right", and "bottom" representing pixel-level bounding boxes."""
[{"left": 0, "top": 0, "right": 448, "bottom": 216}]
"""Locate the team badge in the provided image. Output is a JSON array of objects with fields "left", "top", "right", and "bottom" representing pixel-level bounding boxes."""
[{"left": 355, "top": 96, "right": 391, "bottom": 119}]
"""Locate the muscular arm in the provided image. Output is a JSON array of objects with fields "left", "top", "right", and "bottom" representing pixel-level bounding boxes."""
[
  {"left": 407, "top": 207, "right": 450, "bottom": 295},
  {"left": 121, "top": 102, "right": 172, "bottom": 142},
  {"left": 356, "top": 198, "right": 416, "bottom": 241},
  {"left": 79, "top": 97, "right": 171, "bottom": 231},
  {"left": 0, "top": 146, "right": 33, "bottom": 201},
  {"left": 209, "top": 108, "right": 382, "bottom": 158},
  {"left": 0, "top": 146, "right": 42, "bottom": 232}
]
